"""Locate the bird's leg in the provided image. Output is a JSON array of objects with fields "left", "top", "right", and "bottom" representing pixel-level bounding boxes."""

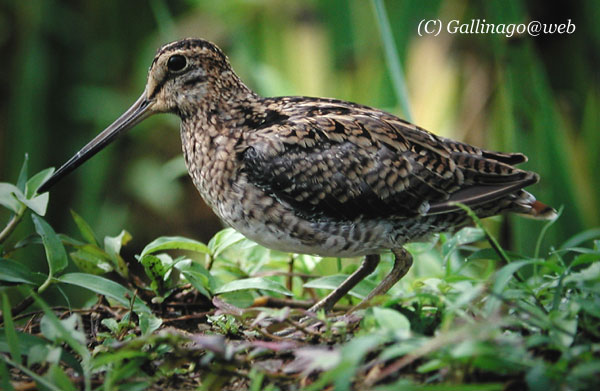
[
  {"left": 308, "top": 254, "right": 380, "bottom": 313},
  {"left": 350, "top": 248, "right": 413, "bottom": 312}
]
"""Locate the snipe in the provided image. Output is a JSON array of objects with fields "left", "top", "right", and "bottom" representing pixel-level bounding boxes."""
[{"left": 39, "top": 39, "right": 556, "bottom": 312}]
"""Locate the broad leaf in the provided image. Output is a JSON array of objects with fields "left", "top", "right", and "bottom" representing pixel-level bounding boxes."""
[
  {"left": 40, "top": 314, "right": 86, "bottom": 346},
  {"left": 18, "top": 193, "right": 49, "bottom": 216},
  {"left": 139, "top": 313, "right": 162, "bottom": 336},
  {"left": 104, "top": 230, "right": 131, "bottom": 277},
  {"left": 24, "top": 168, "right": 54, "bottom": 198},
  {"left": 207, "top": 228, "right": 246, "bottom": 259},
  {"left": 59, "top": 273, "right": 151, "bottom": 314},
  {"left": 215, "top": 277, "right": 292, "bottom": 296},
  {"left": 140, "top": 236, "right": 210, "bottom": 257},
  {"left": 442, "top": 226, "right": 485, "bottom": 257},
  {"left": 32, "top": 214, "right": 68, "bottom": 276},
  {"left": 370, "top": 307, "right": 411, "bottom": 337},
  {"left": 0, "top": 330, "right": 82, "bottom": 375},
  {"left": 70, "top": 210, "right": 98, "bottom": 245},
  {"left": 70, "top": 249, "right": 113, "bottom": 275},
  {"left": 0, "top": 258, "right": 45, "bottom": 285},
  {"left": 175, "top": 259, "right": 215, "bottom": 299},
  {"left": 0, "top": 183, "right": 23, "bottom": 213},
  {"left": 139, "top": 253, "right": 176, "bottom": 294}
]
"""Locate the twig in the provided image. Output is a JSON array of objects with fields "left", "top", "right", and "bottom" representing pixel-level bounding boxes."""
[
  {"left": 251, "top": 296, "right": 351, "bottom": 311},
  {"left": 284, "top": 318, "right": 322, "bottom": 337},
  {"left": 161, "top": 312, "right": 212, "bottom": 324}
]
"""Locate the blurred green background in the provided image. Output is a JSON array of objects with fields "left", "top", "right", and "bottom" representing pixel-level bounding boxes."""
[{"left": 1, "top": 0, "right": 598, "bottom": 259}]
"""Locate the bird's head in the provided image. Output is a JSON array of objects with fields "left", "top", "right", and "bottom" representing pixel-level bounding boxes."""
[
  {"left": 38, "top": 38, "right": 247, "bottom": 192},
  {"left": 146, "top": 39, "right": 242, "bottom": 115}
]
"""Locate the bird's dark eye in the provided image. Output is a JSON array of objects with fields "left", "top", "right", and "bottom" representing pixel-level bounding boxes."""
[{"left": 167, "top": 55, "right": 187, "bottom": 72}]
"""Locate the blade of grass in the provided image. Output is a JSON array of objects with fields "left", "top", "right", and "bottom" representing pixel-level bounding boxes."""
[
  {"left": 0, "top": 354, "right": 63, "bottom": 391},
  {"left": 371, "top": 0, "right": 413, "bottom": 121},
  {"left": 0, "top": 358, "right": 15, "bottom": 391},
  {"left": 1, "top": 294, "right": 21, "bottom": 365}
]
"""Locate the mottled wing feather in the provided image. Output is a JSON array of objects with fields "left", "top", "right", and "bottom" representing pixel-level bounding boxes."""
[{"left": 239, "top": 97, "right": 537, "bottom": 221}]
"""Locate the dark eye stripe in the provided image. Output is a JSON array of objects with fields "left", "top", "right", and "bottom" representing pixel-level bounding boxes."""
[{"left": 183, "top": 75, "right": 208, "bottom": 87}]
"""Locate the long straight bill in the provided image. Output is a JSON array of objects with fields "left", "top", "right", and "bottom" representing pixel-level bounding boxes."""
[{"left": 38, "top": 92, "right": 152, "bottom": 193}]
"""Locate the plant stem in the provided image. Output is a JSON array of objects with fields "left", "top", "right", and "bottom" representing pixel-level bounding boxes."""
[
  {"left": 456, "top": 203, "right": 511, "bottom": 264},
  {"left": 37, "top": 275, "right": 53, "bottom": 294},
  {"left": 0, "top": 205, "right": 26, "bottom": 245}
]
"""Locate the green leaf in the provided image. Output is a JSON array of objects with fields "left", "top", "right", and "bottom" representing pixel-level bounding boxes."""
[
  {"left": 0, "top": 358, "right": 15, "bottom": 391},
  {"left": 215, "top": 277, "right": 292, "bottom": 296},
  {"left": 217, "top": 291, "right": 255, "bottom": 308},
  {"left": 27, "top": 344, "right": 57, "bottom": 367},
  {"left": 0, "top": 168, "right": 55, "bottom": 216},
  {"left": 32, "top": 214, "right": 68, "bottom": 276},
  {"left": 140, "top": 236, "right": 210, "bottom": 257},
  {"left": 0, "top": 354, "right": 64, "bottom": 391},
  {"left": 0, "top": 331, "right": 83, "bottom": 375},
  {"left": 2, "top": 294, "right": 21, "bottom": 364},
  {"left": 40, "top": 314, "right": 86, "bottom": 347},
  {"left": 70, "top": 210, "right": 98, "bottom": 245},
  {"left": 140, "top": 254, "right": 172, "bottom": 281},
  {"left": 485, "top": 259, "right": 544, "bottom": 314},
  {"left": 526, "top": 363, "right": 554, "bottom": 391},
  {"left": 0, "top": 183, "right": 24, "bottom": 213},
  {"left": 207, "top": 228, "right": 246, "bottom": 259},
  {"left": 370, "top": 307, "right": 411, "bottom": 337},
  {"left": 564, "top": 262, "right": 600, "bottom": 284},
  {"left": 16, "top": 154, "right": 29, "bottom": 192},
  {"left": 0, "top": 258, "right": 46, "bottom": 285},
  {"left": 467, "top": 248, "right": 522, "bottom": 262},
  {"left": 104, "top": 230, "right": 131, "bottom": 278},
  {"left": 46, "top": 364, "right": 77, "bottom": 391},
  {"left": 416, "top": 358, "right": 445, "bottom": 373},
  {"left": 304, "top": 274, "right": 377, "bottom": 299},
  {"left": 571, "top": 252, "right": 600, "bottom": 268},
  {"left": 560, "top": 228, "right": 600, "bottom": 250},
  {"left": 18, "top": 192, "right": 49, "bottom": 216},
  {"left": 175, "top": 259, "right": 215, "bottom": 299},
  {"left": 139, "top": 253, "right": 176, "bottom": 295},
  {"left": 139, "top": 313, "right": 162, "bottom": 336},
  {"left": 59, "top": 273, "right": 151, "bottom": 314},
  {"left": 31, "top": 292, "right": 92, "bottom": 387},
  {"left": 70, "top": 248, "right": 113, "bottom": 275},
  {"left": 442, "top": 226, "right": 485, "bottom": 257},
  {"left": 25, "top": 168, "right": 54, "bottom": 198},
  {"left": 101, "top": 318, "right": 120, "bottom": 333}
]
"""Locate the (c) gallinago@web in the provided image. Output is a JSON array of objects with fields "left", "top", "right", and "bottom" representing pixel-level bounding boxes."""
[{"left": 39, "top": 38, "right": 556, "bottom": 313}]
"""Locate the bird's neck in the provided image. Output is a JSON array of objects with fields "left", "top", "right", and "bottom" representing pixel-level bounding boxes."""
[
  {"left": 178, "top": 81, "right": 260, "bottom": 212},
  {"left": 177, "top": 70, "right": 259, "bottom": 122}
]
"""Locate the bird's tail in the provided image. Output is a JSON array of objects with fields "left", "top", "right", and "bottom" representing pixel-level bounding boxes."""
[{"left": 512, "top": 190, "right": 558, "bottom": 220}]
